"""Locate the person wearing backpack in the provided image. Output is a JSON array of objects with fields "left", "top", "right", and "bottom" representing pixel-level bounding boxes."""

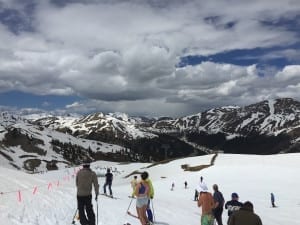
[
  {"left": 212, "top": 184, "right": 225, "bottom": 225},
  {"left": 228, "top": 201, "right": 262, "bottom": 225},
  {"left": 135, "top": 171, "right": 150, "bottom": 225},
  {"left": 225, "top": 192, "right": 243, "bottom": 223}
]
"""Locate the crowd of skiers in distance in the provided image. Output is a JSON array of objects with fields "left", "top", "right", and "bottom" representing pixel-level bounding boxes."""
[
  {"left": 75, "top": 160, "right": 267, "bottom": 225},
  {"left": 197, "top": 176, "right": 263, "bottom": 225}
]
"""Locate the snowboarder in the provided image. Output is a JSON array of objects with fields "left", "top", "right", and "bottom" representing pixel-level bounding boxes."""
[
  {"left": 271, "top": 193, "right": 276, "bottom": 207},
  {"left": 103, "top": 168, "right": 113, "bottom": 196},
  {"left": 212, "top": 184, "right": 225, "bottom": 225},
  {"left": 225, "top": 192, "right": 243, "bottom": 221},
  {"left": 76, "top": 161, "right": 99, "bottom": 225}
]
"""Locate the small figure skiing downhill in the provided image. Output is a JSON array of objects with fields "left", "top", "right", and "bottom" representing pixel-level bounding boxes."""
[
  {"left": 271, "top": 193, "right": 276, "bottom": 207},
  {"left": 171, "top": 182, "right": 175, "bottom": 191}
]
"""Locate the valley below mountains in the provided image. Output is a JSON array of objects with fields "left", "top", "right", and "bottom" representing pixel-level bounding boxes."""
[{"left": 1, "top": 98, "right": 300, "bottom": 172}]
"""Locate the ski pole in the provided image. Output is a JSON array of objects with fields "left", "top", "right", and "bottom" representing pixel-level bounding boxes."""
[
  {"left": 151, "top": 199, "right": 155, "bottom": 222},
  {"left": 96, "top": 199, "right": 99, "bottom": 225},
  {"left": 126, "top": 197, "right": 134, "bottom": 212},
  {"left": 72, "top": 208, "right": 78, "bottom": 224},
  {"left": 123, "top": 198, "right": 134, "bottom": 225}
]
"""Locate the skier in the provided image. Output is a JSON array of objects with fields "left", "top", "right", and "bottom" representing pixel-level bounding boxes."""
[
  {"left": 76, "top": 161, "right": 99, "bottom": 225},
  {"left": 197, "top": 186, "right": 214, "bottom": 225},
  {"left": 225, "top": 192, "right": 243, "bottom": 222},
  {"left": 184, "top": 181, "right": 188, "bottom": 189},
  {"left": 171, "top": 182, "right": 175, "bottom": 191},
  {"left": 130, "top": 175, "right": 138, "bottom": 198},
  {"left": 199, "top": 176, "right": 208, "bottom": 192},
  {"left": 212, "top": 184, "right": 225, "bottom": 225},
  {"left": 103, "top": 168, "right": 113, "bottom": 196},
  {"left": 144, "top": 171, "right": 154, "bottom": 224},
  {"left": 135, "top": 172, "right": 150, "bottom": 225},
  {"left": 194, "top": 189, "right": 199, "bottom": 201},
  {"left": 271, "top": 193, "right": 276, "bottom": 207},
  {"left": 228, "top": 201, "right": 262, "bottom": 225}
]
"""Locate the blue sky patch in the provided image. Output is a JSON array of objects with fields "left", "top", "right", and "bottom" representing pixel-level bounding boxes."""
[
  {"left": 0, "top": 91, "right": 82, "bottom": 110},
  {"left": 179, "top": 43, "right": 300, "bottom": 69}
]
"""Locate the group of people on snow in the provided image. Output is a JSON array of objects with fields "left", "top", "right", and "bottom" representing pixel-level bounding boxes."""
[
  {"left": 197, "top": 177, "right": 263, "bottom": 225},
  {"left": 76, "top": 160, "right": 154, "bottom": 225},
  {"left": 75, "top": 161, "right": 264, "bottom": 225},
  {"left": 130, "top": 171, "right": 154, "bottom": 225}
]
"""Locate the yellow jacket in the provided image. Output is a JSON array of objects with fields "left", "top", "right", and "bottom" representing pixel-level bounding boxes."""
[{"left": 146, "top": 178, "right": 154, "bottom": 199}]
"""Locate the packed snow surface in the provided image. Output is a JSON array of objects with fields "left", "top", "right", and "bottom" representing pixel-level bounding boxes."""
[{"left": 0, "top": 153, "right": 299, "bottom": 225}]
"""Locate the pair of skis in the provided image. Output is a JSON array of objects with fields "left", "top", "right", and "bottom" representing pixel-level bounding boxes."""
[
  {"left": 100, "top": 193, "right": 119, "bottom": 199},
  {"left": 126, "top": 211, "right": 155, "bottom": 225}
]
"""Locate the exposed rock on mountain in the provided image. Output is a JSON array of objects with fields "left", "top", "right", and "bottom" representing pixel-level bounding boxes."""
[{"left": 1, "top": 98, "right": 300, "bottom": 172}]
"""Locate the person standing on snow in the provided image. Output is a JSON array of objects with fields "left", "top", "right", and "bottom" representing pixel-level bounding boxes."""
[
  {"left": 198, "top": 186, "right": 215, "bottom": 225},
  {"left": 171, "top": 182, "right": 175, "bottom": 191},
  {"left": 76, "top": 161, "right": 99, "bottom": 225},
  {"left": 225, "top": 193, "right": 243, "bottom": 220},
  {"left": 228, "top": 201, "right": 262, "bottom": 225},
  {"left": 144, "top": 172, "right": 154, "bottom": 224},
  {"left": 103, "top": 168, "right": 113, "bottom": 196},
  {"left": 199, "top": 176, "right": 207, "bottom": 191},
  {"left": 130, "top": 175, "right": 138, "bottom": 197},
  {"left": 270, "top": 193, "right": 276, "bottom": 207},
  {"left": 135, "top": 171, "right": 151, "bottom": 225},
  {"left": 194, "top": 189, "right": 199, "bottom": 201},
  {"left": 212, "top": 184, "right": 225, "bottom": 225}
]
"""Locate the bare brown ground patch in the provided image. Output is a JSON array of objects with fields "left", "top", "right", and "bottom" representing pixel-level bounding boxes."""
[{"left": 124, "top": 153, "right": 218, "bottom": 178}]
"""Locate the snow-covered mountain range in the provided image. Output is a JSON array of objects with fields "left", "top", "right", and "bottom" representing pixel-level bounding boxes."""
[
  {"left": 29, "top": 98, "right": 300, "bottom": 139},
  {"left": 1, "top": 98, "right": 300, "bottom": 172}
]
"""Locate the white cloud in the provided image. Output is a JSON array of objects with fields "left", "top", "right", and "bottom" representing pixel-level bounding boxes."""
[
  {"left": 0, "top": 0, "right": 300, "bottom": 116},
  {"left": 274, "top": 65, "right": 300, "bottom": 85}
]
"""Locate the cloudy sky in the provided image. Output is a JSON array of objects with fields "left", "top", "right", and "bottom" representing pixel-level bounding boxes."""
[{"left": 0, "top": 0, "right": 300, "bottom": 117}]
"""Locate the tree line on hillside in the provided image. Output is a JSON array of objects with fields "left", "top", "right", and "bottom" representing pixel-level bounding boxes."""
[{"left": 185, "top": 131, "right": 295, "bottom": 154}]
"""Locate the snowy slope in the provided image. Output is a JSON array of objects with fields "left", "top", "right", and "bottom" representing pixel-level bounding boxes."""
[
  {"left": 31, "top": 112, "right": 157, "bottom": 140},
  {"left": 0, "top": 153, "right": 299, "bottom": 225},
  {"left": 152, "top": 98, "right": 300, "bottom": 138},
  {"left": 0, "top": 114, "right": 125, "bottom": 172}
]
